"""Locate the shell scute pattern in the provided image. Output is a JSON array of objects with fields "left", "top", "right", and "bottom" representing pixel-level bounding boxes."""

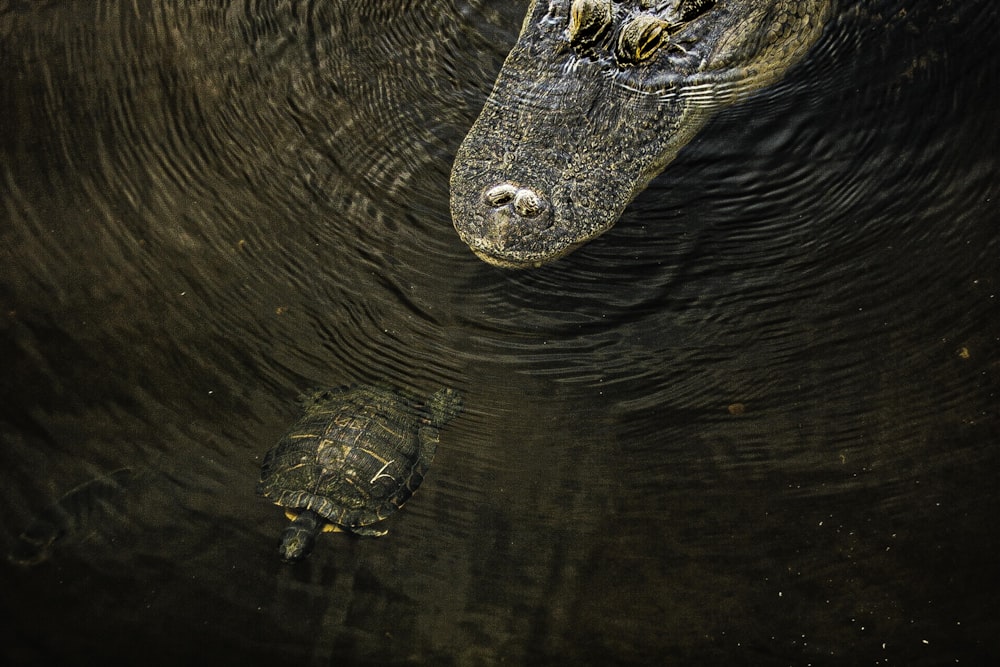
[{"left": 258, "top": 385, "right": 461, "bottom": 533}]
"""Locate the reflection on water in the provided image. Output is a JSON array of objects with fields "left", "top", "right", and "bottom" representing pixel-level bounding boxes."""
[{"left": 1, "top": 0, "right": 998, "bottom": 664}]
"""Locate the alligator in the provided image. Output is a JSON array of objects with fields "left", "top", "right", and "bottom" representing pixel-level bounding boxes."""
[{"left": 450, "top": 0, "right": 832, "bottom": 268}]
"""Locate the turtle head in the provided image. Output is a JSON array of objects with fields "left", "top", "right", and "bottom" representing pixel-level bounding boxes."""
[
  {"left": 278, "top": 526, "right": 315, "bottom": 562},
  {"left": 277, "top": 509, "right": 325, "bottom": 563}
]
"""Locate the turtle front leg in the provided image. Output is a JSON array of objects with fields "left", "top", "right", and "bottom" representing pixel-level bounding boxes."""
[{"left": 349, "top": 525, "right": 389, "bottom": 538}]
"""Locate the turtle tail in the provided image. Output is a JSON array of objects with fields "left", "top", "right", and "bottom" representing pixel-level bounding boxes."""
[{"left": 427, "top": 388, "right": 463, "bottom": 427}]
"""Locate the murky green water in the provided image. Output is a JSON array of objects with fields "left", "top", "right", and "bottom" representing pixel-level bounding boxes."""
[{"left": 2, "top": 1, "right": 998, "bottom": 664}]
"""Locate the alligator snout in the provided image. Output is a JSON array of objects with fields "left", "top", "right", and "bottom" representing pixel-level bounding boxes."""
[
  {"left": 455, "top": 183, "right": 561, "bottom": 267},
  {"left": 450, "top": 0, "right": 832, "bottom": 268}
]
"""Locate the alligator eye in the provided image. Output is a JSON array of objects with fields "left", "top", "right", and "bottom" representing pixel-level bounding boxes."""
[
  {"left": 568, "top": 0, "right": 612, "bottom": 46},
  {"left": 616, "top": 15, "right": 671, "bottom": 64},
  {"left": 677, "top": 0, "right": 717, "bottom": 23}
]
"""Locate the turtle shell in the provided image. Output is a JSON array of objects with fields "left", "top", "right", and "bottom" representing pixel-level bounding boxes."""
[{"left": 257, "top": 385, "right": 459, "bottom": 533}]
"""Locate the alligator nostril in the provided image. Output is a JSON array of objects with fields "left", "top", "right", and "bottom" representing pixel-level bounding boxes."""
[
  {"left": 482, "top": 184, "right": 549, "bottom": 223},
  {"left": 483, "top": 184, "right": 517, "bottom": 207},
  {"left": 513, "top": 189, "right": 545, "bottom": 218}
]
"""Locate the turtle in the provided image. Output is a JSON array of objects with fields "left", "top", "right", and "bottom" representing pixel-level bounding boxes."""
[{"left": 256, "top": 384, "right": 462, "bottom": 562}]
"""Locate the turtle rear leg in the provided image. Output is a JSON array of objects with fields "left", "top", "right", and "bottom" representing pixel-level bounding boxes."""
[{"left": 427, "top": 388, "right": 463, "bottom": 426}]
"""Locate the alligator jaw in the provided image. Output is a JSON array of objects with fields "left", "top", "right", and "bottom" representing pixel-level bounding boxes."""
[{"left": 466, "top": 237, "right": 585, "bottom": 270}]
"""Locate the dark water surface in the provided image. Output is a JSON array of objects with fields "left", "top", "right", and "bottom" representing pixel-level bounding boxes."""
[{"left": 2, "top": 1, "right": 998, "bottom": 664}]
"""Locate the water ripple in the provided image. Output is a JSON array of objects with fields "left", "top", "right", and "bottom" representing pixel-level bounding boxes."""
[{"left": 1, "top": 1, "right": 997, "bottom": 663}]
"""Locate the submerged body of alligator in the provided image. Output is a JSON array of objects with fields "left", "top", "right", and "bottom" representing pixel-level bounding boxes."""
[{"left": 450, "top": 0, "right": 832, "bottom": 268}]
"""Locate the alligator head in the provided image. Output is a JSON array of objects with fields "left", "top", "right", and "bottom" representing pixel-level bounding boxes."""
[{"left": 450, "top": 0, "right": 831, "bottom": 268}]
